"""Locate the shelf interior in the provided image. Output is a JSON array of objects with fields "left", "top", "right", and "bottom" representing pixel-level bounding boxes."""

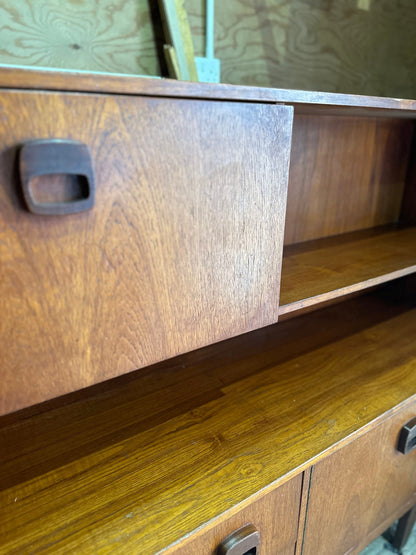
[
  {"left": 1, "top": 285, "right": 416, "bottom": 554},
  {"left": 280, "top": 111, "right": 416, "bottom": 317},
  {"left": 279, "top": 225, "right": 416, "bottom": 316}
]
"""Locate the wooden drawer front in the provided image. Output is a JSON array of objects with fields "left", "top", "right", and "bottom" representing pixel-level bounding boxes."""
[
  {"left": 303, "top": 399, "right": 416, "bottom": 555},
  {"left": 0, "top": 91, "right": 292, "bottom": 415},
  {"left": 168, "top": 474, "right": 302, "bottom": 555}
]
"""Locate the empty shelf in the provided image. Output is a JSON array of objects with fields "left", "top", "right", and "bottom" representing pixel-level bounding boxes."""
[{"left": 279, "top": 225, "right": 416, "bottom": 316}]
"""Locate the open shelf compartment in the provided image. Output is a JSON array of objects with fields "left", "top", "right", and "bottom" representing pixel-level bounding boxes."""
[
  {"left": 280, "top": 108, "right": 416, "bottom": 317},
  {"left": 280, "top": 225, "right": 416, "bottom": 316}
]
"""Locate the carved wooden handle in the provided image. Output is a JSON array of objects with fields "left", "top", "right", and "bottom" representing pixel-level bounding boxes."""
[{"left": 217, "top": 524, "right": 260, "bottom": 555}]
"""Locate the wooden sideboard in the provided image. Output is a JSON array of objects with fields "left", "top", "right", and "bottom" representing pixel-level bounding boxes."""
[{"left": 0, "top": 67, "right": 415, "bottom": 554}]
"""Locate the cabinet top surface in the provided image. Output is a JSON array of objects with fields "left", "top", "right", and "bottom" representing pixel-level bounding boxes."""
[
  {"left": 1, "top": 65, "right": 416, "bottom": 114},
  {"left": 1, "top": 293, "right": 416, "bottom": 554}
]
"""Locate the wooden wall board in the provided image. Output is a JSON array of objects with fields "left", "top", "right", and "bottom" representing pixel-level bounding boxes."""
[
  {"left": 0, "top": 0, "right": 161, "bottom": 76},
  {"left": 185, "top": 0, "right": 416, "bottom": 98},
  {"left": 0, "top": 1, "right": 415, "bottom": 98}
]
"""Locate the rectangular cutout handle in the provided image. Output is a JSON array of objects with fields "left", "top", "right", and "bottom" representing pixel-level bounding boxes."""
[{"left": 19, "top": 139, "right": 95, "bottom": 215}]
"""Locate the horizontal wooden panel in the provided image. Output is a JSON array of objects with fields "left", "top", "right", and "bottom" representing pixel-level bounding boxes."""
[
  {"left": 187, "top": 0, "right": 416, "bottom": 99},
  {"left": 0, "top": 66, "right": 416, "bottom": 114},
  {"left": 0, "top": 293, "right": 415, "bottom": 553},
  {"left": 0, "top": 91, "right": 292, "bottom": 415},
  {"left": 280, "top": 226, "right": 416, "bottom": 316}
]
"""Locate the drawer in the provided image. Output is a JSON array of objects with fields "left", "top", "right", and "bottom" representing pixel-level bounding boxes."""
[
  {"left": 0, "top": 91, "right": 293, "bottom": 414},
  {"left": 167, "top": 473, "right": 303, "bottom": 555},
  {"left": 303, "top": 398, "right": 416, "bottom": 555}
]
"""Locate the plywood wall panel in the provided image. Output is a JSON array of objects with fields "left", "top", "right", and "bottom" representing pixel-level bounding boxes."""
[
  {"left": 186, "top": 0, "right": 416, "bottom": 98},
  {"left": 0, "top": 0, "right": 161, "bottom": 76},
  {"left": 0, "top": 0, "right": 415, "bottom": 98}
]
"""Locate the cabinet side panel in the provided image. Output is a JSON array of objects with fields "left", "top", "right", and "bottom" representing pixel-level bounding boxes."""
[{"left": 400, "top": 121, "right": 416, "bottom": 224}]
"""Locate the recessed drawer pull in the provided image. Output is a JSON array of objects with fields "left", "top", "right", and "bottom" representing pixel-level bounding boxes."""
[
  {"left": 217, "top": 524, "right": 260, "bottom": 555},
  {"left": 397, "top": 417, "right": 416, "bottom": 454},
  {"left": 19, "top": 139, "right": 95, "bottom": 215}
]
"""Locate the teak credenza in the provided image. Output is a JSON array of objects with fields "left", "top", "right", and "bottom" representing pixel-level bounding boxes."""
[{"left": 0, "top": 67, "right": 415, "bottom": 554}]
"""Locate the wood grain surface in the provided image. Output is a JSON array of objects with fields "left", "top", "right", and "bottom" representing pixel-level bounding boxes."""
[
  {"left": 1, "top": 66, "right": 416, "bottom": 116},
  {"left": 0, "top": 90, "right": 292, "bottom": 415},
  {"left": 280, "top": 226, "right": 416, "bottom": 315},
  {"left": 303, "top": 400, "right": 416, "bottom": 555},
  {"left": 167, "top": 475, "right": 302, "bottom": 555},
  {"left": 285, "top": 115, "right": 414, "bottom": 245},
  {"left": 0, "top": 0, "right": 160, "bottom": 76},
  {"left": 0, "top": 292, "right": 416, "bottom": 553},
  {"left": 186, "top": 0, "right": 416, "bottom": 98}
]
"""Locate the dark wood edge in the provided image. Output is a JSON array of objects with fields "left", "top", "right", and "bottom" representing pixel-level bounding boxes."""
[
  {"left": 295, "top": 468, "right": 313, "bottom": 555},
  {"left": 391, "top": 504, "right": 416, "bottom": 550},
  {"left": 1, "top": 65, "right": 416, "bottom": 113}
]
